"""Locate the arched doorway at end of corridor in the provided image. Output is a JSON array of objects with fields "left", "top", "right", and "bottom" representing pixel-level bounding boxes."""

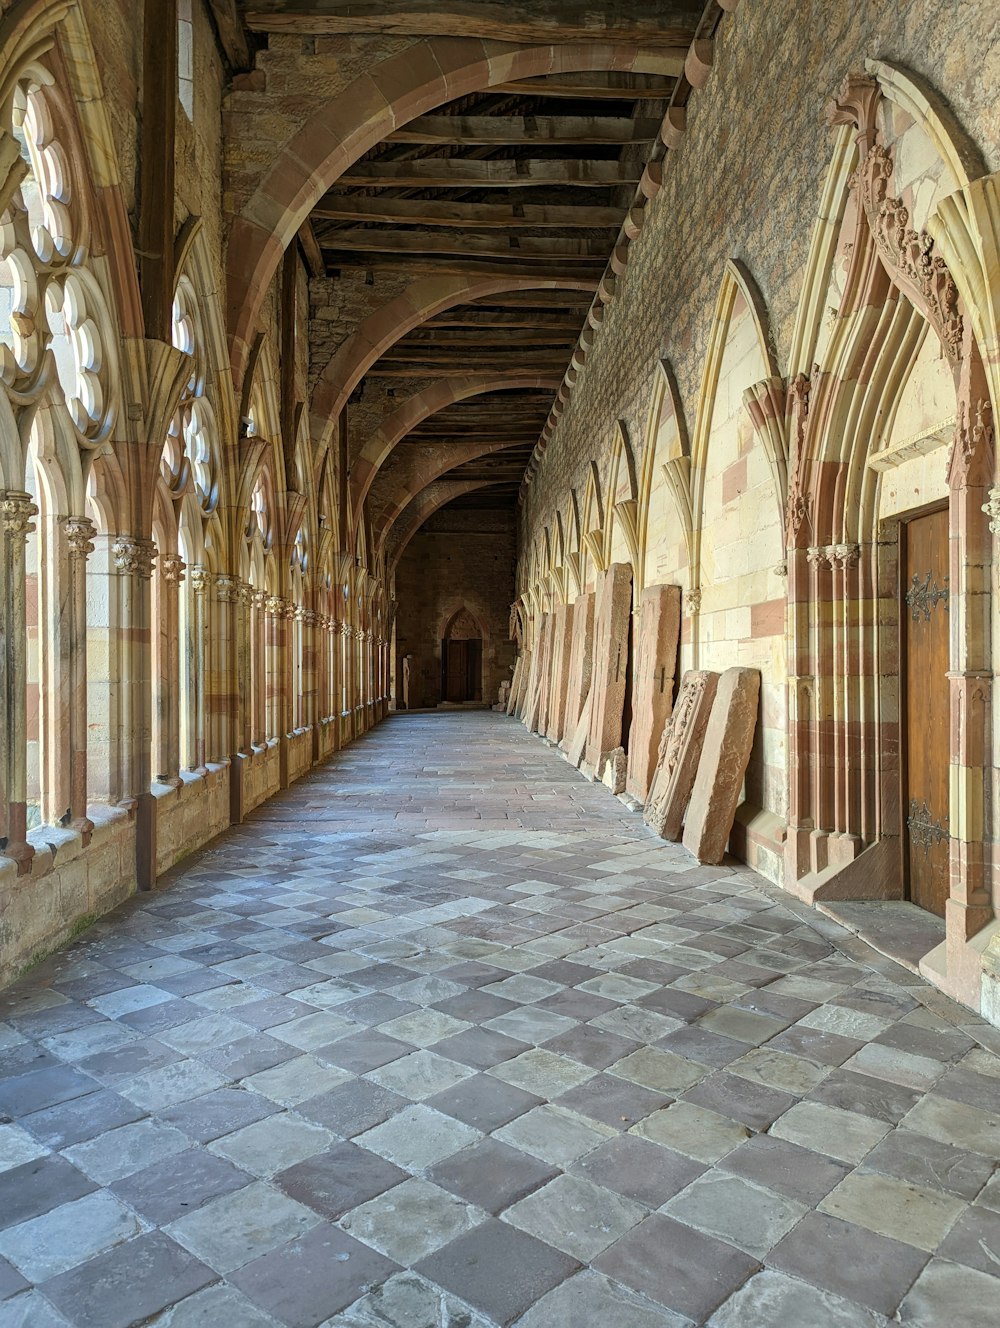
[{"left": 442, "top": 607, "right": 483, "bottom": 703}]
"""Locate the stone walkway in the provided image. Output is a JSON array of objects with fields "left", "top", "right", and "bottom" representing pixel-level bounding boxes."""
[{"left": 2, "top": 713, "right": 1000, "bottom": 1328}]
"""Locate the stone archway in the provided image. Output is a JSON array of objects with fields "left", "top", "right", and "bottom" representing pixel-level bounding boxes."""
[{"left": 441, "top": 606, "right": 484, "bottom": 703}]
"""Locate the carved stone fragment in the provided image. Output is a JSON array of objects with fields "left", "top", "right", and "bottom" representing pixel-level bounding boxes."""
[
  {"left": 625, "top": 583, "right": 682, "bottom": 803},
  {"left": 599, "top": 745, "right": 627, "bottom": 795},
  {"left": 644, "top": 669, "right": 719, "bottom": 841},
  {"left": 566, "top": 685, "right": 594, "bottom": 769},
  {"left": 544, "top": 602, "right": 575, "bottom": 743},
  {"left": 682, "top": 667, "right": 761, "bottom": 865},
  {"left": 559, "top": 591, "right": 595, "bottom": 752},
  {"left": 584, "top": 562, "right": 633, "bottom": 775}
]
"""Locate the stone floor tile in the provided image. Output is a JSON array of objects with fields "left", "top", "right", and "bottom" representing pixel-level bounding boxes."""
[
  {"left": 109, "top": 1146, "right": 249, "bottom": 1225},
  {"left": 0, "top": 1291, "right": 73, "bottom": 1326},
  {"left": 808, "top": 1067, "right": 922, "bottom": 1124},
  {"left": 294, "top": 1078, "right": 408, "bottom": 1138},
  {"left": 159, "top": 1086, "right": 277, "bottom": 1143},
  {"left": 144, "top": 1282, "right": 281, "bottom": 1326},
  {"left": 274, "top": 1140, "right": 406, "bottom": 1219},
  {"left": 503, "top": 1173, "right": 646, "bottom": 1261},
  {"left": 376, "top": 1009, "right": 471, "bottom": 1047},
  {"left": 483, "top": 1006, "right": 578, "bottom": 1046},
  {"left": 317, "top": 1030, "right": 415, "bottom": 1074},
  {"left": 684, "top": 1068, "right": 797, "bottom": 1130},
  {"left": 425, "top": 1071, "right": 541, "bottom": 1131},
  {"left": 631, "top": 1100, "right": 752, "bottom": 1163},
  {"left": 902, "top": 1093, "right": 1000, "bottom": 1158},
  {"left": 770, "top": 1101, "right": 891, "bottom": 1163},
  {"left": 514, "top": 1268, "right": 689, "bottom": 1328},
  {"left": 0, "top": 1065, "right": 98, "bottom": 1117},
  {"left": 163, "top": 1179, "right": 318, "bottom": 1273},
  {"left": 661, "top": 1170, "right": 808, "bottom": 1258},
  {"left": 493, "top": 1103, "right": 616, "bottom": 1166},
  {"left": 707, "top": 1268, "right": 888, "bottom": 1328},
  {"left": 0, "top": 1156, "right": 95, "bottom": 1233},
  {"left": 354, "top": 1102, "right": 481, "bottom": 1171},
  {"left": 208, "top": 1112, "right": 336, "bottom": 1176},
  {"left": 241, "top": 1053, "right": 351, "bottom": 1105},
  {"left": 0, "top": 1258, "right": 27, "bottom": 1303},
  {"left": 555, "top": 1072, "right": 669, "bottom": 1130},
  {"left": 926, "top": 1201, "right": 1000, "bottom": 1276},
  {"left": 268, "top": 1010, "right": 359, "bottom": 1051},
  {"left": 231, "top": 1222, "right": 400, "bottom": 1326},
  {"left": 594, "top": 1212, "right": 759, "bottom": 1322},
  {"left": 62, "top": 1117, "right": 189, "bottom": 1185},
  {"left": 116, "top": 1059, "right": 229, "bottom": 1112},
  {"left": 428, "top": 1137, "right": 557, "bottom": 1214},
  {"left": 861, "top": 1129, "right": 997, "bottom": 1202},
  {"left": 337, "top": 1270, "right": 494, "bottom": 1328},
  {"left": 0, "top": 1124, "right": 48, "bottom": 1174},
  {"left": 728, "top": 1045, "right": 831, "bottom": 1095},
  {"left": 609, "top": 1046, "right": 707, "bottom": 1095},
  {"left": 40, "top": 1231, "right": 214, "bottom": 1328},
  {"left": 817, "top": 1170, "right": 966, "bottom": 1252},
  {"left": 414, "top": 1218, "right": 579, "bottom": 1326},
  {"left": 487, "top": 1048, "right": 593, "bottom": 1097},
  {"left": 896, "top": 1256, "right": 1000, "bottom": 1327},
  {"left": 365, "top": 1048, "right": 474, "bottom": 1101},
  {"left": 0, "top": 1190, "right": 148, "bottom": 1282},
  {"left": 717, "top": 1132, "right": 851, "bottom": 1206},
  {"left": 339, "top": 1176, "right": 484, "bottom": 1264},
  {"left": 769, "top": 1211, "right": 929, "bottom": 1315},
  {"left": 571, "top": 1134, "right": 706, "bottom": 1210}
]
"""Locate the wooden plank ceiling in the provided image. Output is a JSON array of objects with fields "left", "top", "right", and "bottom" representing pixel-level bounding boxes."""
[{"left": 237, "top": 1, "right": 708, "bottom": 513}]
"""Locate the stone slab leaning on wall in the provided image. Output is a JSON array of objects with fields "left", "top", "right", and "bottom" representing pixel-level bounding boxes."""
[
  {"left": 644, "top": 669, "right": 719, "bottom": 841},
  {"left": 584, "top": 562, "right": 633, "bottom": 777},
  {"left": 683, "top": 666, "right": 761, "bottom": 865},
  {"left": 559, "top": 591, "right": 594, "bottom": 752},
  {"left": 626, "top": 583, "right": 682, "bottom": 804}
]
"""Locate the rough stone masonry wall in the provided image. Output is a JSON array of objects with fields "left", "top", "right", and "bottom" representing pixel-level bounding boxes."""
[
  {"left": 395, "top": 510, "right": 516, "bottom": 709},
  {"left": 520, "top": 0, "right": 999, "bottom": 550}
]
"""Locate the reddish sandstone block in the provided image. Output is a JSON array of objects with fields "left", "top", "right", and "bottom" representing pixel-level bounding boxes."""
[
  {"left": 644, "top": 670, "right": 719, "bottom": 841},
  {"left": 585, "top": 563, "right": 633, "bottom": 774},
  {"left": 625, "top": 583, "right": 682, "bottom": 803},
  {"left": 683, "top": 667, "right": 761, "bottom": 865}
]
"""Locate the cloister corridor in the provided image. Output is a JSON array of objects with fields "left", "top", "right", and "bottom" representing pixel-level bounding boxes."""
[{"left": 1, "top": 711, "right": 998, "bottom": 1327}]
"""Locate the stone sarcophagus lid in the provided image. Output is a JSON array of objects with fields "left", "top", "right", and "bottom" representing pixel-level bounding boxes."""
[
  {"left": 683, "top": 666, "right": 761, "bottom": 865},
  {"left": 584, "top": 562, "right": 633, "bottom": 775},
  {"left": 625, "top": 583, "right": 682, "bottom": 803},
  {"left": 644, "top": 669, "right": 719, "bottom": 841}
]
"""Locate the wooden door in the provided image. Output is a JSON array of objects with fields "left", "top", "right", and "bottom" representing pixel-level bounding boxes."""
[
  {"left": 445, "top": 640, "right": 470, "bottom": 701},
  {"left": 902, "top": 508, "right": 950, "bottom": 917}
]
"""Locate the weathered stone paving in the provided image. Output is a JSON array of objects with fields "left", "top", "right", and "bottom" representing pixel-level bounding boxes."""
[{"left": 1, "top": 712, "right": 999, "bottom": 1327}]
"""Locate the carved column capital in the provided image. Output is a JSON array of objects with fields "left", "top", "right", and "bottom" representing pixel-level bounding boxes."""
[
  {"left": 236, "top": 581, "right": 255, "bottom": 607},
  {"left": 831, "top": 542, "right": 860, "bottom": 568},
  {"left": 806, "top": 545, "right": 833, "bottom": 569},
  {"left": 62, "top": 515, "right": 96, "bottom": 561},
  {"left": 252, "top": 589, "right": 267, "bottom": 611},
  {"left": 1, "top": 490, "right": 38, "bottom": 542},
  {"left": 214, "top": 575, "right": 239, "bottom": 603},
  {"left": 159, "top": 553, "right": 185, "bottom": 584},
  {"left": 112, "top": 536, "right": 156, "bottom": 578},
  {"left": 190, "top": 564, "right": 214, "bottom": 595},
  {"left": 684, "top": 588, "right": 702, "bottom": 616},
  {"left": 265, "top": 594, "right": 285, "bottom": 617}
]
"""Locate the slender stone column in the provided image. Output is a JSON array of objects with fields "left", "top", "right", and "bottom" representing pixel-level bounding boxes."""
[
  {"left": 154, "top": 553, "right": 184, "bottom": 785},
  {"left": 212, "top": 575, "right": 238, "bottom": 766},
  {"left": 64, "top": 518, "right": 97, "bottom": 838},
  {"left": 111, "top": 535, "right": 157, "bottom": 888},
  {"left": 188, "top": 566, "right": 212, "bottom": 772},
  {"left": 252, "top": 590, "right": 267, "bottom": 745},
  {"left": 0, "top": 492, "right": 38, "bottom": 873}
]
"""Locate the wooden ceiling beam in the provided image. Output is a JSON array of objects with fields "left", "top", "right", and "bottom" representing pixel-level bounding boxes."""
[
  {"left": 206, "top": 0, "right": 252, "bottom": 69},
  {"left": 312, "top": 195, "right": 624, "bottom": 230},
  {"left": 492, "top": 71, "right": 678, "bottom": 99},
  {"left": 239, "top": 2, "right": 699, "bottom": 50},
  {"left": 422, "top": 312, "right": 584, "bottom": 329},
  {"left": 464, "top": 290, "right": 593, "bottom": 308},
  {"left": 338, "top": 158, "right": 639, "bottom": 189},
  {"left": 319, "top": 229, "right": 611, "bottom": 260},
  {"left": 400, "top": 329, "right": 577, "bottom": 346},
  {"left": 322, "top": 252, "right": 605, "bottom": 280},
  {"left": 386, "top": 115, "right": 659, "bottom": 147},
  {"left": 369, "top": 362, "right": 568, "bottom": 378}
]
